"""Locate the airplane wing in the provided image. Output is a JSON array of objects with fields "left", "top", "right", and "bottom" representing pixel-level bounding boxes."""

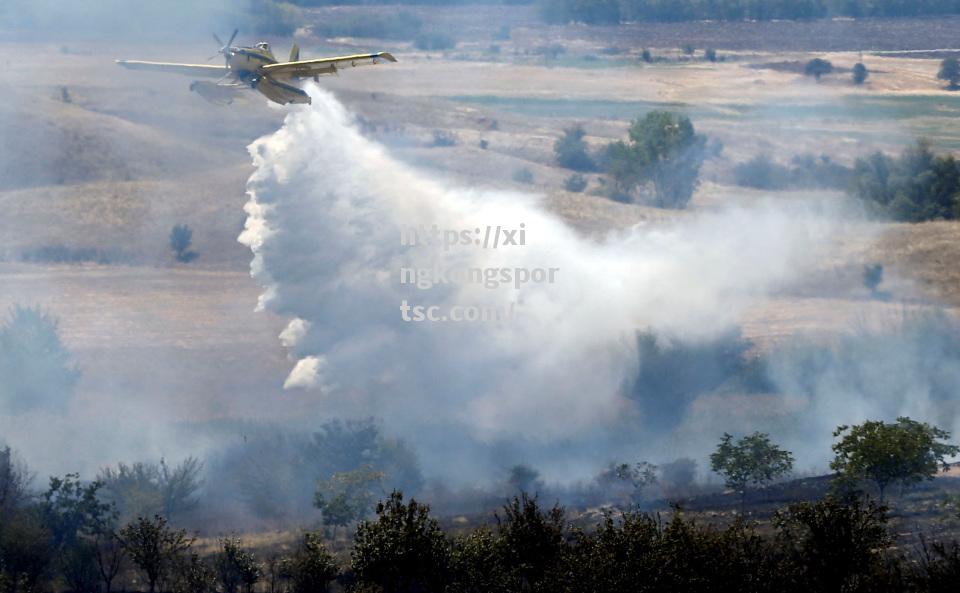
[
  {"left": 116, "top": 60, "right": 227, "bottom": 78},
  {"left": 261, "top": 52, "right": 397, "bottom": 78}
]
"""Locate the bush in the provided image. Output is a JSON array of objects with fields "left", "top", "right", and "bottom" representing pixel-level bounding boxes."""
[
  {"left": 705, "top": 48, "right": 717, "bottom": 62},
  {"left": 214, "top": 538, "right": 261, "bottom": 593},
  {"left": 564, "top": 173, "right": 588, "bottom": 192},
  {"left": 734, "top": 155, "right": 791, "bottom": 189},
  {"left": 415, "top": 31, "right": 456, "bottom": 51}
]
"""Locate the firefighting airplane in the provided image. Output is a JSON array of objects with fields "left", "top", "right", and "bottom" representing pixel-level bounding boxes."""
[{"left": 116, "top": 30, "right": 396, "bottom": 105}]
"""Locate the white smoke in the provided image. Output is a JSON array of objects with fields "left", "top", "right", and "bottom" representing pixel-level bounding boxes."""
[{"left": 239, "top": 86, "right": 845, "bottom": 478}]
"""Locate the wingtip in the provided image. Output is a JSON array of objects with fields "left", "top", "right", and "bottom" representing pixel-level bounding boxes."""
[{"left": 379, "top": 52, "right": 398, "bottom": 62}]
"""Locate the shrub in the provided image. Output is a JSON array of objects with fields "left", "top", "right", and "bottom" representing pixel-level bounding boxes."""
[
  {"left": 734, "top": 155, "right": 791, "bottom": 189},
  {"left": 705, "top": 48, "right": 717, "bottom": 62},
  {"left": 641, "top": 48, "right": 653, "bottom": 63},
  {"left": 119, "top": 515, "right": 194, "bottom": 593},
  {"left": 564, "top": 173, "right": 588, "bottom": 192},
  {"left": 214, "top": 538, "right": 261, "bottom": 593}
]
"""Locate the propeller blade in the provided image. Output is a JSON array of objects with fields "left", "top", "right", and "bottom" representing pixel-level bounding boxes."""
[
  {"left": 213, "top": 33, "right": 224, "bottom": 47},
  {"left": 227, "top": 28, "right": 238, "bottom": 48},
  {"left": 207, "top": 54, "right": 220, "bottom": 62}
]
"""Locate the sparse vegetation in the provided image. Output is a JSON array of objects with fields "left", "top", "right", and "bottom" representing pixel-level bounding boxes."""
[{"left": 734, "top": 153, "right": 852, "bottom": 190}]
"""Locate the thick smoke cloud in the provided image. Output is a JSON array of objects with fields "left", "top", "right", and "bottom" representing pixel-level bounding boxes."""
[{"left": 239, "top": 86, "right": 847, "bottom": 482}]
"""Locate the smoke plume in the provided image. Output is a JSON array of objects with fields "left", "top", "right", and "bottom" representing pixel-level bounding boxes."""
[{"left": 238, "top": 86, "right": 851, "bottom": 481}]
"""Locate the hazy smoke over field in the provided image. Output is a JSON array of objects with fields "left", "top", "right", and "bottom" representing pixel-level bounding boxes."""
[{"left": 239, "top": 86, "right": 850, "bottom": 481}]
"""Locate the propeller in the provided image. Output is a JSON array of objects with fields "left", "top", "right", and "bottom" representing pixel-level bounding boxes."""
[{"left": 208, "top": 28, "right": 239, "bottom": 62}]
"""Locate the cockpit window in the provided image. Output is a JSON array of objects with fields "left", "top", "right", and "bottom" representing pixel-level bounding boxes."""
[{"left": 256, "top": 42, "right": 270, "bottom": 51}]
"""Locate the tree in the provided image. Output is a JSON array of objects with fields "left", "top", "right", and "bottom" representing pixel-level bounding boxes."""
[
  {"left": 282, "top": 532, "right": 338, "bottom": 593},
  {"left": 710, "top": 432, "right": 794, "bottom": 498},
  {"left": 118, "top": 515, "right": 194, "bottom": 593},
  {"left": 351, "top": 491, "right": 450, "bottom": 593},
  {"left": 97, "top": 457, "right": 203, "bottom": 523},
  {"left": 938, "top": 57, "right": 960, "bottom": 89},
  {"left": 602, "top": 111, "right": 707, "bottom": 208},
  {"left": 852, "top": 62, "right": 869, "bottom": 84},
  {"left": 169, "top": 224, "right": 197, "bottom": 263},
  {"left": 0, "top": 306, "right": 80, "bottom": 414},
  {"left": 42, "top": 474, "right": 115, "bottom": 593},
  {"left": 804, "top": 58, "right": 834, "bottom": 81},
  {"left": 314, "top": 466, "right": 384, "bottom": 533},
  {"left": 831, "top": 416, "right": 960, "bottom": 500},
  {"left": 595, "top": 461, "right": 659, "bottom": 505},
  {"left": 554, "top": 124, "right": 595, "bottom": 171},
  {"left": 214, "top": 538, "right": 261, "bottom": 593}
]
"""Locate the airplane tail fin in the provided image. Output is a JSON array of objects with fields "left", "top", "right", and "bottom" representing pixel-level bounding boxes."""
[{"left": 289, "top": 43, "right": 300, "bottom": 62}]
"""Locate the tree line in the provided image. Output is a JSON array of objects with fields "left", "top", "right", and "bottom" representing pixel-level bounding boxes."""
[
  {"left": 3, "top": 413, "right": 958, "bottom": 591},
  {"left": 537, "top": 0, "right": 960, "bottom": 25}
]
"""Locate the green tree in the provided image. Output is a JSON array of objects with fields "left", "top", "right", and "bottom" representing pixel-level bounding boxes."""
[
  {"left": 831, "top": 416, "right": 960, "bottom": 500},
  {"left": 603, "top": 111, "right": 707, "bottom": 208},
  {"left": 554, "top": 124, "right": 595, "bottom": 171},
  {"left": 939, "top": 57, "right": 960, "bottom": 89},
  {"left": 853, "top": 62, "right": 869, "bottom": 84},
  {"left": 118, "top": 515, "right": 193, "bottom": 593},
  {"left": 314, "top": 465, "right": 384, "bottom": 533},
  {"left": 351, "top": 491, "right": 450, "bottom": 593},
  {"left": 804, "top": 58, "right": 834, "bottom": 81},
  {"left": 42, "top": 474, "right": 113, "bottom": 593},
  {"left": 710, "top": 432, "right": 794, "bottom": 499}
]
